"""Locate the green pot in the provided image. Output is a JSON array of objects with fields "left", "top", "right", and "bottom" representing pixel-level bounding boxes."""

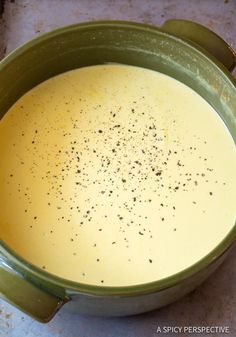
[{"left": 0, "top": 19, "right": 235, "bottom": 323}]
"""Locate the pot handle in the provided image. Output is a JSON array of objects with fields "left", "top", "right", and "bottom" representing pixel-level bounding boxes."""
[
  {"left": 0, "top": 255, "right": 67, "bottom": 322},
  {"left": 162, "top": 19, "right": 236, "bottom": 72}
]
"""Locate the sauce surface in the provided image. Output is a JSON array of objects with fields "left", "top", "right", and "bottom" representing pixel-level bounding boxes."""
[{"left": 0, "top": 64, "right": 235, "bottom": 286}]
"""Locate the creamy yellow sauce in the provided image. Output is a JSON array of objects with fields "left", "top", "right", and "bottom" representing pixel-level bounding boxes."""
[{"left": 0, "top": 64, "right": 235, "bottom": 286}]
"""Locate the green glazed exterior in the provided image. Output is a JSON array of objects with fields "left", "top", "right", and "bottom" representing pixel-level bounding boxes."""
[
  {"left": 0, "top": 20, "right": 235, "bottom": 322},
  {"left": 162, "top": 19, "right": 236, "bottom": 71}
]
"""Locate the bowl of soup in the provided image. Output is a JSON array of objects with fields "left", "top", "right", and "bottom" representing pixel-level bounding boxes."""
[{"left": 0, "top": 19, "right": 235, "bottom": 322}]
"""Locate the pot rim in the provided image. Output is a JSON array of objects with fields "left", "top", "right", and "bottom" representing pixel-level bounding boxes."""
[{"left": 0, "top": 20, "right": 235, "bottom": 297}]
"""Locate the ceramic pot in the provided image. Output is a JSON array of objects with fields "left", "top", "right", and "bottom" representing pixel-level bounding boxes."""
[{"left": 0, "top": 19, "right": 235, "bottom": 322}]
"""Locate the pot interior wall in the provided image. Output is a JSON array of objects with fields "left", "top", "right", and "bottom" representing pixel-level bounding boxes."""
[{"left": 0, "top": 23, "right": 235, "bottom": 141}]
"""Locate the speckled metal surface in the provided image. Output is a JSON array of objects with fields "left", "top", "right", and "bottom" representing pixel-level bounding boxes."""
[{"left": 0, "top": 0, "right": 236, "bottom": 336}]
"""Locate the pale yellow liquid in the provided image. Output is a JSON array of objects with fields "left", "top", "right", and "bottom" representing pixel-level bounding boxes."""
[{"left": 0, "top": 65, "right": 235, "bottom": 286}]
